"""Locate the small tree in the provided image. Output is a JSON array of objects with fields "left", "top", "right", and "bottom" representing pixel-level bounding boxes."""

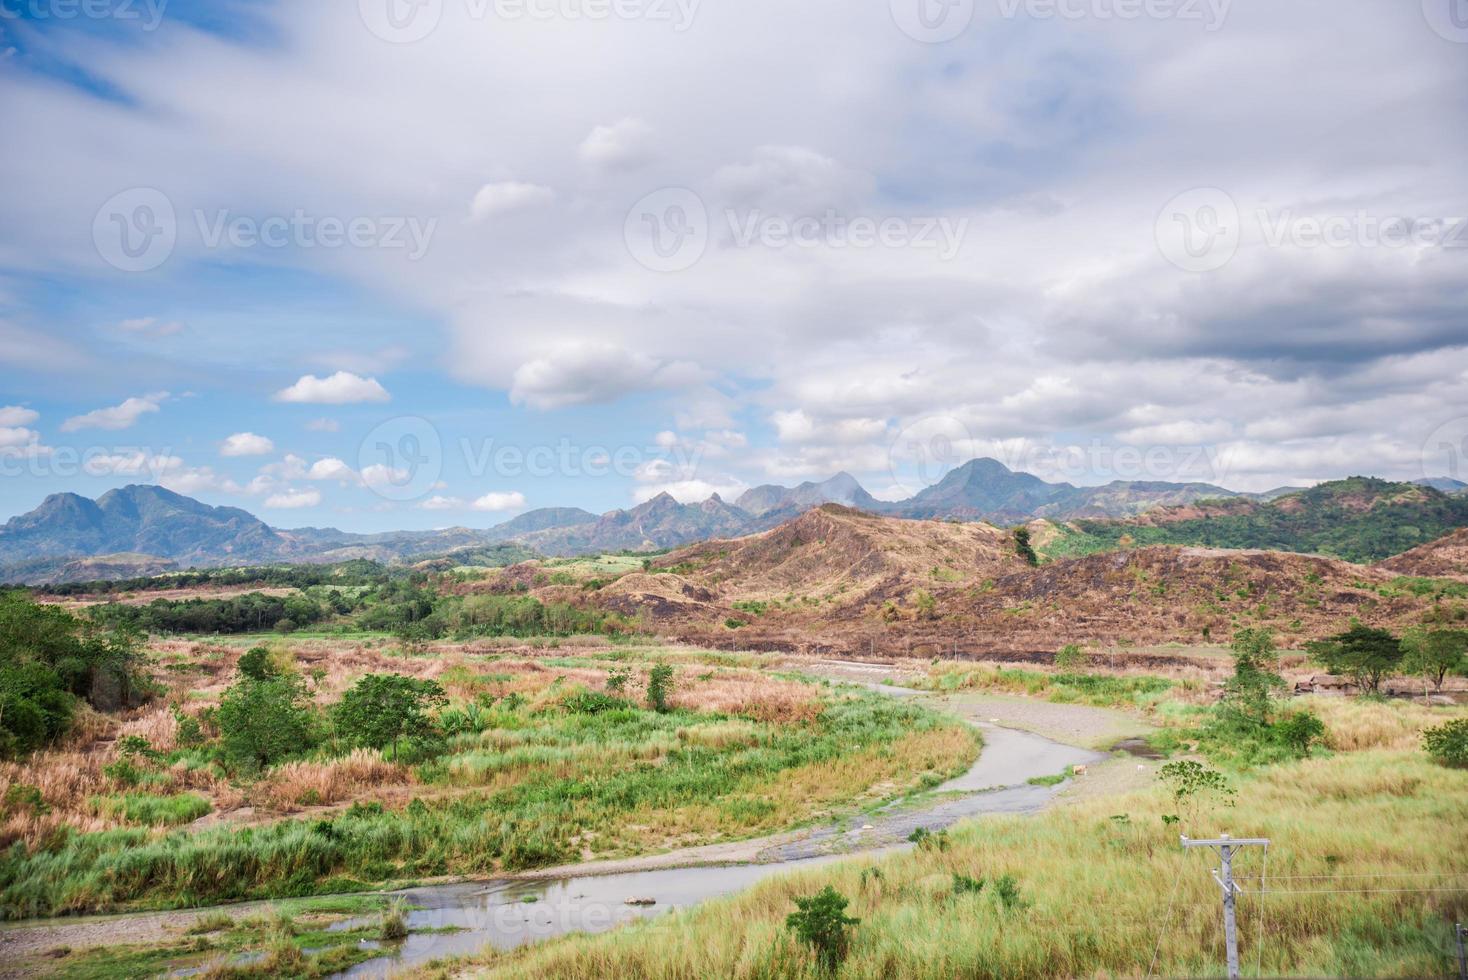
[
  {"left": 1013, "top": 527, "right": 1039, "bottom": 566},
  {"left": 786, "top": 885, "right": 860, "bottom": 970},
  {"left": 1221, "top": 628, "right": 1286, "bottom": 727},
  {"left": 605, "top": 667, "right": 631, "bottom": 694},
  {"left": 217, "top": 674, "right": 317, "bottom": 770},
  {"left": 333, "top": 673, "right": 447, "bottom": 760},
  {"left": 1274, "top": 710, "right": 1327, "bottom": 757},
  {"left": 236, "top": 646, "right": 277, "bottom": 681},
  {"left": 911, "top": 589, "right": 937, "bottom": 621},
  {"left": 1158, "top": 760, "right": 1234, "bottom": 828},
  {"left": 646, "top": 664, "right": 674, "bottom": 713},
  {"left": 1306, "top": 624, "right": 1403, "bottom": 694},
  {"left": 1401, "top": 628, "right": 1467, "bottom": 694}
]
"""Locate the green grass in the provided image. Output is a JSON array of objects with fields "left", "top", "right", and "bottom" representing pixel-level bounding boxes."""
[
  {"left": 1, "top": 693, "right": 976, "bottom": 919},
  {"left": 918, "top": 664, "right": 1178, "bottom": 710},
  {"left": 90, "top": 792, "right": 212, "bottom": 827},
  {"left": 439, "top": 748, "right": 1468, "bottom": 979}
]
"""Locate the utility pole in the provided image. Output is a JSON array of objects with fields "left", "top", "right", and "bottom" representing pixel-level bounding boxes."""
[{"left": 1181, "top": 834, "right": 1270, "bottom": 980}]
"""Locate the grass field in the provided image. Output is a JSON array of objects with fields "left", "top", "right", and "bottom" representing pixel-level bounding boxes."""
[
  {"left": 0, "top": 642, "right": 979, "bottom": 919},
  {"left": 419, "top": 735, "right": 1468, "bottom": 978}
]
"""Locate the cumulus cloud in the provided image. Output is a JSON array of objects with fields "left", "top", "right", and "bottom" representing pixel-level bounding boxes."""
[
  {"left": 577, "top": 118, "right": 653, "bottom": 171},
  {"left": 510, "top": 344, "right": 706, "bottom": 410},
  {"left": 61, "top": 393, "right": 168, "bottom": 432},
  {"left": 274, "top": 372, "right": 389, "bottom": 404},
  {"left": 469, "top": 181, "right": 555, "bottom": 220},
  {"left": 220, "top": 432, "right": 275, "bottom": 456},
  {"left": 420, "top": 495, "right": 464, "bottom": 510},
  {"left": 471, "top": 491, "right": 526, "bottom": 512},
  {"left": 159, "top": 466, "right": 242, "bottom": 495},
  {"left": 264, "top": 488, "right": 322, "bottom": 509},
  {"left": 0, "top": 406, "right": 40, "bottom": 427},
  {"left": 305, "top": 457, "right": 356, "bottom": 482}
]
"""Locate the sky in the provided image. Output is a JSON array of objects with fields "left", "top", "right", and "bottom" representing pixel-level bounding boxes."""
[{"left": 0, "top": 0, "right": 1466, "bottom": 531}]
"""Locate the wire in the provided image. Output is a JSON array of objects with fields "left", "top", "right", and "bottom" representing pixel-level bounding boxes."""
[
  {"left": 1235, "top": 872, "right": 1468, "bottom": 880},
  {"left": 1255, "top": 887, "right": 1468, "bottom": 895},
  {"left": 1147, "top": 863, "right": 1186, "bottom": 980},
  {"left": 1255, "top": 843, "right": 1268, "bottom": 978}
]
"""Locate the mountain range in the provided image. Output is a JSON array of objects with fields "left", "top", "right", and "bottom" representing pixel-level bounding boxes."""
[{"left": 1, "top": 461, "right": 1464, "bottom": 583}]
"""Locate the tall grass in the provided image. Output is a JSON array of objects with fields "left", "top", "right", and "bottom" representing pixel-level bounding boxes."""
[
  {"left": 0, "top": 693, "right": 977, "bottom": 918},
  {"left": 457, "top": 749, "right": 1468, "bottom": 979}
]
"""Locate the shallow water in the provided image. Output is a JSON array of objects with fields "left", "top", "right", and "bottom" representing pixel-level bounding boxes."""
[{"left": 337, "top": 722, "right": 1103, "bottom": 978}]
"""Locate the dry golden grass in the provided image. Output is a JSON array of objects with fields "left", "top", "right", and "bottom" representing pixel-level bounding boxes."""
[
  {"left": 1306, "top": 695, "right": 1459, "bottom": 752},
  {"left": 254, "top": 749, "right": 413, "bottom": 812}
]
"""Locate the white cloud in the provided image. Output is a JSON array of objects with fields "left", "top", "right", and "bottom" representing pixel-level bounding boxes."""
[
  {"left": 360, "top": 463, "right": 410, "bottom": 490},
  {"left": 510, "top": 343, "right": 706, "bottom": 410},
  {"left": 577, "top": 117, "right": 653, "bottom": 171},
  {"left": 469, "top": 181, "right": 554, "bottom": 220},
  {"left": 60, "top": 393, "right": 168, "bottom": 432},
  {"left": 306, "top": 457, "right": 357, "bottom": 482},
  {"left": 264, "top": 488, "right": 322, "bottom": 509},
  {"left": 0, "top": 406, "right": 39, "bottom": 426},
  {"left": 274, "top": 371, "right": 389, "bottom": 404},
  {"left": 420, "top": 494, "right": 464, "bottom": 510},
  {"left": 471, "top": 491, "right": 526, "bottom": 512},
  {"left": 305, "top": 417, "right": 340, "bottom": 432},
  {"left": 220, "top": 431, "right": 275, "bottom": 456},
  {"left": 159, "top": 466, "right": 242, "bottom": 495}
]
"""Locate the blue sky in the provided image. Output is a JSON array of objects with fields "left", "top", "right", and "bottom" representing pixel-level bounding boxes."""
[{"left": 1, "top": 0, "right": 1466, "bottom": 530}]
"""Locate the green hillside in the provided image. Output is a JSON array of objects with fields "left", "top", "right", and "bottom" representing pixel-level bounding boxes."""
[{"left": 1041, "top": 477, "right": 1468, "bottom": 564}]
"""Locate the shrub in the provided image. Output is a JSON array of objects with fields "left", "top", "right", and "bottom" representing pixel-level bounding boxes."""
[
  {"left": 1013, "top": 527, "right": 1039, "bottom": 565},
  {"left": 1422, "top": 718, "right": 1468, "bottom": 768},
  {"left": 646, "top": 664, "right": 674, "bottom": 713},
  {"left": 1274, "top": 710, "right": 1327, "bottom": 757},
  {"left": 1054, "top": 644, "right": 1088, "bottom": 670},
  {"left": 786, "top": 885, "right": 859, "bottom": 970},
  {"left": 563, "top": 689, "right": 628, "bottom": 714},
  {"left": 604, "top": 667, "right": 631, "bottom": 694},
  {"left": 380, "top": 897, "right": 409, "bottom": 941}
]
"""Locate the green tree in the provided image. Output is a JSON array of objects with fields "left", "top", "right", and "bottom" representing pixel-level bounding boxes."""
[
  {"left": 0, "top": 592, "right": 140, "bottom": 758},
  {"left": 217, "top": 674, "right": 317, "bottom": 770},
  {"left": 1055, "top": 644, "right": 1089, "bottom": 670},
  {"left": 1013, "top": 527, "right": 1039, "bottom": 566},
  {"left": 646, "top": 664, "right": 674, "bottom": 713},
  {"left": 1221, "top": 628, "right": 1286, "bottom": 726},
  {"left": 1306, "top": 624, "right": 1403, "bottom": 694},
  {"left": 333, "top": 673, "right": 447, "bottom": 760},
  {"left": 1274, "top": 711, "right": 1327, "bottom": 757},
  {"left": 236, "top": 646, "right": 276, "bottom": 681},
  {"left": 1401, "top": 628, "right": 1467, "bottom": 693},
  {"left": 786, "top": 885, "right": 860, "bottom": 970}
]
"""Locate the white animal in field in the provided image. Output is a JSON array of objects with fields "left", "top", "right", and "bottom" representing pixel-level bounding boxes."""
[{"left": 1072, "top": 764, "right": 1087, "bottom": 776}]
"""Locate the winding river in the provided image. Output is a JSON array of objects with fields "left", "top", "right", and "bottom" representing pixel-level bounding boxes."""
[{"left": 335, "top": 686, "right": 1105, "bottom": 978}]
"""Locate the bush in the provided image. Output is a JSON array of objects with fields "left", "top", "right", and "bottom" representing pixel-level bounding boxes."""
[
  {"left": 563, "top": 689, "right": 629, "bottom": 714},
  {"left": 1274, "top": 710, "right": 1327, "bottom": 757},
  {"left": 1055, "top": 644, "right": 1088, "bottom": 670},
  {"left": 786, "top": 885, "right": 859, "bottom": 970},
  {"left": 1422, "top": 718, "right": 1468, "bottom": 768},
  {"left": 646, "top": 664, "right": 674, "bottom": 713}
]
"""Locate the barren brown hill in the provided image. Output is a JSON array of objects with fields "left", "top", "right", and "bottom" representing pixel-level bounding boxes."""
[
  {"left": 553, "top": 509, "right": 1454, "bottom": 661},
  {"left": 1376, "top": 528, "right": 1468, "bottom": 581}
]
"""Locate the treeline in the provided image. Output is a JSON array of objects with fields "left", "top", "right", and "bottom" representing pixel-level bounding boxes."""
[
  {"left": 1055, "top": 478, "right": 1468, "bottom": 563},
  {"left": 0, "top": 592, "right": 144, "bottom": 757},
  {"left": 89, "top": 593, "right": 334, "bottom": 635},
  {"left": 37, "top": 559, "right": 394, "bottom": 596}
]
